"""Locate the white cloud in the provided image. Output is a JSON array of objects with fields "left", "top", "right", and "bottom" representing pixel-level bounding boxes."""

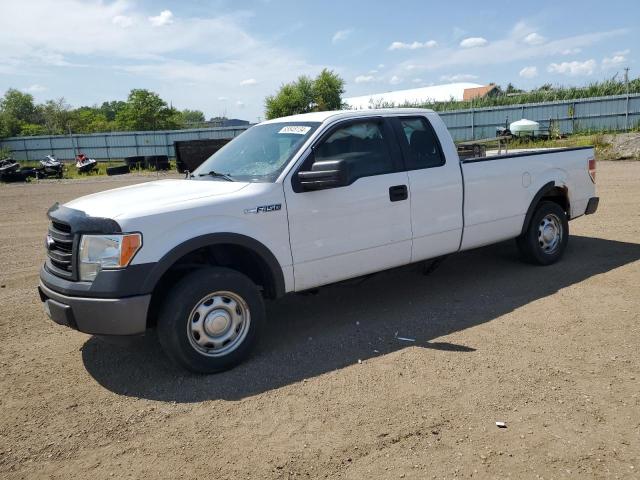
[
  {"left": 23, "top": 84, "right": 47, "bottom": 93},
  {"left": 236, "top": 100, "right": 245, "bottom": 107},
  {"left": 332, "top": 29, "right": 353, "bottom": 44},
  {"left": 602, "top": 54, "right": 626, "bottom": 69},
  {"left": 388, "top": 40, "right": 437, "bottom": 51},
  {"left": 377, "top": 64, "right": 385, "bottom": 69},
  {"left": 460, "top": 37, "right": 488, "bottom": 48},
  {"left": 412, "top": 78, "right": 423, "bottom": 84},
  {"left": 561, "top": 48, "right": 582, "bottom": 55},
  {"left": 519, "top": 66, "right": 538, "bottom": 78},
  {"left": 439, "top": 73, "right": 478, "bottom": 82},
  {"left": 112, "top": 15, "right": 134, "bottom": 28},
  {"left": 355, "top": 75, "right": 375, "bottom": 83},
  {"left": 149, "top": 10, "right": 174, "bottom": 27},
  {"left": 217, "top": 96, "right": 228, "bottom": 101},
  {"left": 240, "top": 78, "right": 257, "bottom": 86},
  {"left": 548, "top": 59, "right": 597, "bottom": 76},
  {"left": 0, "top": 0, "right": 324, "bottom": 119},
  {"left": 384, "top": 25, "right": 625, "bottom": 77},
  {"left": 389, "top": 75, "right": 402, "bottom": 85},
  {"left": 523, "top": 33, "right": 545, "bottom": 46}
]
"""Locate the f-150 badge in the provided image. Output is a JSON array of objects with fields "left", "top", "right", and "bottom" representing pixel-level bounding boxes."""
[{"left": 244, "top": 204, "right": 282, "bottom": 214}]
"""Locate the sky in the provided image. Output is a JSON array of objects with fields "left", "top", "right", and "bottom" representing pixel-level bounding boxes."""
[{"left": 0, "top": 0, "right": 637, "bottom": 122}]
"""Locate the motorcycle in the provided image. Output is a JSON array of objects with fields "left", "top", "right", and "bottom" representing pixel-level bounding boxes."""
[{"left": 76, "top": 153, "right": 97, "bottom": 173}]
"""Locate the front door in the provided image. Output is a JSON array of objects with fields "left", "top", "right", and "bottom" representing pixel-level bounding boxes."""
[{"left": 284, "top": 118, "right": 412, "bottom": 291}]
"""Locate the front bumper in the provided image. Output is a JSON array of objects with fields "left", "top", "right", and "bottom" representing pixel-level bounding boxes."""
[{"left": 38, "top": 280, "right": 150, "bottom": 335}]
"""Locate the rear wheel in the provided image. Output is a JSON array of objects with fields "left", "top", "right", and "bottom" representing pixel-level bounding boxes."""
[
  {"left": 516, "top": 201, "right": 568, "bottom": 265},
  {"left": 157, "top": 267, "right": 265, "bottom": 373}
]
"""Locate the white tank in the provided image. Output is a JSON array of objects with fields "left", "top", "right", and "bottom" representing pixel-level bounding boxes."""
[{"left": 510, "top": 119, "right": 540, "bottom": 136}]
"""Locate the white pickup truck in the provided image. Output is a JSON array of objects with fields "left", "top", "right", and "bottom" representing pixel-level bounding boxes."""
[{"left": 39, "top": 109, "right": 599, "bottom": 372}]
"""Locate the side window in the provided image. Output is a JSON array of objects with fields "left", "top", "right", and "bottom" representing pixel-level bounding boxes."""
[
  {"left": 314, "top": 121, "right": 395, "bottom": 180},
  {"left": 399, "top": 117, "right": 444, "bottom": 169}
]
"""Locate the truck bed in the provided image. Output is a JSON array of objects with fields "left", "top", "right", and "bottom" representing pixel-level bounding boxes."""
[{"left": 459, "top": 146, "right": 595, "bottom": 251}]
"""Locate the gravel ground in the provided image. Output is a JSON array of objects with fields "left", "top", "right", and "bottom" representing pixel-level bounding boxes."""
[{"left": 0, "top": 162, "right": 638, "bottom": 479}]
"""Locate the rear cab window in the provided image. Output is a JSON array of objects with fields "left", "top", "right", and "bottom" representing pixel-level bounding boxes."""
[{"left": 392, "top": 116, "right": 445, "bottom": 170}]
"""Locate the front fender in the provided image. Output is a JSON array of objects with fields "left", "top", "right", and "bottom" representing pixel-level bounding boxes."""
[{"left": 140, "top": 232, "right": 286, "bottom": 298}]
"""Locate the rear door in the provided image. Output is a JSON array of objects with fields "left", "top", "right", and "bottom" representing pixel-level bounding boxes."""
[
  {"left": 390, "top": 115, "right": 463, "bottom": 261},
  {"left": 284, "top": 117, "right": 412, "bottom": 291}
]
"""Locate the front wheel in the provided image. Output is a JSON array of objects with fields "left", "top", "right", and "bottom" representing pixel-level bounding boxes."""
[
  {"left": 157, "top": 267, "right": 265, "bottom": 373},
  {"left": 516, "top": 201, "right": 569, "bottom": 265}
]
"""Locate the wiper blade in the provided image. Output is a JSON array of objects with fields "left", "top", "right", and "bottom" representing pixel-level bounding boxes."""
[{"left": 198, "top": 170, "right": 234, "bottom": 181}]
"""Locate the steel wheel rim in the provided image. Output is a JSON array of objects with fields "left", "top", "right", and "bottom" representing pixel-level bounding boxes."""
[
  {"left": 187, "top": 291, "right": 251, "bottom": 357},
  {"left": 538, "top": 213, "right": 562, "bottom": 254}
]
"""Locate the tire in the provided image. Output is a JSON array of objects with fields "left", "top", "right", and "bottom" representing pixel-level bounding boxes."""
[
  {"left": 156, "top": 267, "right": 265, "bottom": 373},
  {"left": 516, "top": 201, "right": 569, "bottom": 265},
  {"left": 106, "top": 165, "right": 130, "bottom": 176}
]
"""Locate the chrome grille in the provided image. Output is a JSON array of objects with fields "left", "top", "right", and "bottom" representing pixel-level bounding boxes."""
[{"left": 46, "top": 220, "right": 75, "bottom": 279}]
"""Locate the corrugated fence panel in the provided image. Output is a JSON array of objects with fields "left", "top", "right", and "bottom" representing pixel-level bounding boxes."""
[
  {"left": 2, "top": 94, "right": 639, "bottom": 159},
  {"left": 437, "top": 93, "right": 640, "bottom": 141},
  {"left": 0, "top": 126, "right": 246, "bottom": 161}
]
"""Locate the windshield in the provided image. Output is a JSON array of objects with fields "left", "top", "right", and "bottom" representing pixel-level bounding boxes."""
[{"left": 193, "top": 122, "right": 320, "bottom": 182}]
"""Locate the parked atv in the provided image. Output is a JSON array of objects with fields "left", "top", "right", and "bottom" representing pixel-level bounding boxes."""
[{"left": 75, "top": 153, "right": 97, "bottom": 174}]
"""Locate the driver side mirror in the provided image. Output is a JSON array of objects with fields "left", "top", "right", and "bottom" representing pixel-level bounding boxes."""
[{"left": 297, "top": 158, "right": 349, "bottom": 191}]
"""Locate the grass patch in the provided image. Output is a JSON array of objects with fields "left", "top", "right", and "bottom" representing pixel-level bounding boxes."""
[
  {"left": 504, "top": 133, "right": 615, "bottom": 159},
  {"left": 18, "top": 159, "right": 178, "bottom": 179}
]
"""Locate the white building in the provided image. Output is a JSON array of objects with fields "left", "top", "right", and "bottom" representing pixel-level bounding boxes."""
[{"left": 344, "top": 82, "right": 485, "bottom": 109}]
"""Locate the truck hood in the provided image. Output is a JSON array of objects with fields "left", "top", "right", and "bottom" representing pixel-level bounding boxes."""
[{"left": 64, "top": 179, "right": 249, "bottom": 219}]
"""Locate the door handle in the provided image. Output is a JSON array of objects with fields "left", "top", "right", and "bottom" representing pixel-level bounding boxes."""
[{"left": 389, "top": 184, "right": 408, "bottom": 202}]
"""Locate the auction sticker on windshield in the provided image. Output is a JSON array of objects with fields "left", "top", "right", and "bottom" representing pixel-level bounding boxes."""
[{"left": 278, "top": 126, "right": 311, "bottom": 135}]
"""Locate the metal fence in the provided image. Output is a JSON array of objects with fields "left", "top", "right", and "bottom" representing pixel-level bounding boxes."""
[
  {"left": 440, "top": 93, "right": 640, "bottom": 141},
  {"left": 0, "top": 126, "right": 250, "bottom": 161},
  {"left": 2, "top": 93, "right": 639, "bottom": 160}
]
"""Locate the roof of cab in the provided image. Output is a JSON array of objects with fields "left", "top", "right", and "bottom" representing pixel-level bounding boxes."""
[{"left": 261, "top": 108, "right": 435, "bottom": 125}]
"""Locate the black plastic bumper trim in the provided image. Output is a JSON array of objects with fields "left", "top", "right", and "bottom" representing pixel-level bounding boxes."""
[
  {"left": 585, "top": 197, "right": 599, "bottom": 215},
  {"left": 39, "top": 282, "right": 150, "bottom": 335},
  {"left": 40, "top": 263, "right": 155, "bottom": 298}
]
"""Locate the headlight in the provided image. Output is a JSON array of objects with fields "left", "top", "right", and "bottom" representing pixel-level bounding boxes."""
[{"left": 78, "top": 233, "right": 142, "bottom": 281}]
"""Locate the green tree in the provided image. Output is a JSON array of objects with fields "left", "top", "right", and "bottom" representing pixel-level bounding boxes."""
[
  {"left": 265, "top": 69, "right": 345, "bottom": 120},
  {"left": 505, "top": 83, "right": 523, "bottom": 95},
  {"left": 0, "top": 89, "right": 37, "bottom": 122},
  {"left": 69, "top": 106, "right": 113, "bottom": 133},
  {"left": 37, "top": 98, "right": 74, "bottom": 135},
  {"left": 0, "top": 111, "right": 20, "bottom": 138},
  {"left": 180, "top": 109, "right": 206, "bottom": 124},
  {"left": 99, "top": 101, "right": 126, "bottom": 121},
  {"left": 0, "top": 89, "right": 38, "bottom": 137},
  {"left": 18, "top": 123, "right": 48, "bottom": 136},
  {"left": 313, "top": 69, "right": 345, "bottom": 111},
  {"left": 115, "top": 89, "right": 181, "bottom": 131}
]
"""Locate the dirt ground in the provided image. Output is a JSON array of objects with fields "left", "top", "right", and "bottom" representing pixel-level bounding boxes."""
[{"left": 0, "top": 162, "right": 638, "bottom": 479}]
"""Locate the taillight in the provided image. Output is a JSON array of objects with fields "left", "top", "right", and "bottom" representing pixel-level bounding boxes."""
[{"left": 588, "top": 158, "right": 596, "bottom": 183}]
